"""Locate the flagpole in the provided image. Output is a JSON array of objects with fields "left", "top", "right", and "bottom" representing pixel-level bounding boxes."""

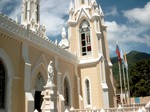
[
  {"left": 122, "top": 63, "right": 127, "bottom": 104},
  {"left": 126, "top": 68, "right": 131, "bottom": 105},
  {"left": 118, "top": 61, "right": 123, "bottom": 105},
  {"left": 124, "top": 51, "right": 131, "bottom": 105}
]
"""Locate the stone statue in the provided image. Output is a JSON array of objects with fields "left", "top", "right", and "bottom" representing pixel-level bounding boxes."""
[
  {"left": 47, "top": 61, "right": 54, "bottom": 83},
  {"left": 61, "top": 27, "right": 66, "bottom": 39}
]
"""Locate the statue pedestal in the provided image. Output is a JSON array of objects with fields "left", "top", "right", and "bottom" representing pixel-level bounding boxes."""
[{"left": 41, "top": 81, "right": 55, "bottom": 112}]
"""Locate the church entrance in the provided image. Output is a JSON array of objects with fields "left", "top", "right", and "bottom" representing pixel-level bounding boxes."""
[
  {"left": 34, "top": 72, "right": 45, "bottom": 112},
  {"left": 34, "top": 91, "right": 43, "bottom": 112}
]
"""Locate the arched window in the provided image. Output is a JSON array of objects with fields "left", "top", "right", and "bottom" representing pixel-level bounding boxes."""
[
  {"left": 85, "top": 79, "right": 91, "bottom": 105},
  {"left": 64, "top": 77, "right": 70, "bottom": 106},
  {"left": 25, "top": 2, "right": 27, "bottom": 20},
  {"left": 80, "top": 20, "right": 91, "bottom": 56},
  {"left": 0, "top": 61, "right": 5, "bottom": 109},
  {"left": 36, "top": 4, "right": 39, "bottom": 22},
  {"left": 34, "top": 72, "right": 45, "bottom": 112}
]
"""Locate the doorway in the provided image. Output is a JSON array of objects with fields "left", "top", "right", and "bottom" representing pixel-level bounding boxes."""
[
  {"left": 34, "top": 72, "right": 45, "bottom": 112},
  {"left": 34, "top": 91, "right": 43, "bottom": 112}
]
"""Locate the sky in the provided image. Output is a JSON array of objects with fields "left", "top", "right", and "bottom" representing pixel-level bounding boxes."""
[{"left": 0, "top": 0, "right": 150, "bottom": 57}]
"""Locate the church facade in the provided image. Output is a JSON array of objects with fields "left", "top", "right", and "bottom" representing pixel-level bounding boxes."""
[{"left": 0, "top": 0, "right": 116, "bottom": 112}]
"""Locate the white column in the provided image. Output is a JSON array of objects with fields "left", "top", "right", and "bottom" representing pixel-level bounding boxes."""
[
  {"left": 25, "top": 92, "right": 34, "bottom": 112},
  {"left": 55, "top": 56, "right": 61, "bottom": 93},
  {"left": 99, "top": 35, "right": 109, "bottom": 108},
  {"left": 22, "top": 43, "right": 34, "bottom": 112},
  {"left": 22, "top": 42, "right": 31, "bottom": 91}
]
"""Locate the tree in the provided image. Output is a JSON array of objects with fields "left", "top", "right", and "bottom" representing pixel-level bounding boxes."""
[{"left": 130, "top": 59, "right": 150, "bottom": 97}]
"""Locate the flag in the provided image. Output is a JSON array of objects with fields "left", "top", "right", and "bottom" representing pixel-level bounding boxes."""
[
  {"left": 124, "top": 51, "right": 128, "bottom": 70},
  {"left": 116, "top": 43, "right": 121, "bottom": 62}
]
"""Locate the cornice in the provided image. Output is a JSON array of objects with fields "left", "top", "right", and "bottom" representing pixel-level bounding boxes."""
[
  {"left": 78, "top": 52, "right": 104, "bottom": 66},
  {"left": 0, "top": 13, "right": 78, "bottom": 64}
]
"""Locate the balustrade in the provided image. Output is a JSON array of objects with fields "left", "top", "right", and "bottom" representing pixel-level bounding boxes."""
[{"left": 0, "top": 13, "right": 77, "bottom": 62}]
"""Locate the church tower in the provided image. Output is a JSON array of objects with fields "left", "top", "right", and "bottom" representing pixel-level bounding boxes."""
[
  {"left": 21, "top": 0, "right": 40, "bottom": 31},
  {"left": 21, "top": 0, "right": 48, "bottom": 39},
  {"left": 67, "top": 0, "right": 115, "bottom": 108}
]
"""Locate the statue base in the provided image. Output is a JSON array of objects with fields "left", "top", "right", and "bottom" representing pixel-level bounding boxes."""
[{"left": 41, "top": 81, "right": 55, "bottom": 112}]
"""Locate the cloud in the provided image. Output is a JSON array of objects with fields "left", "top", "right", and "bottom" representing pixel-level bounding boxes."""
[
  {"left": 106, "top": 20, "right": 150, "bottom": 55},
  {"left": 9, "top": 4, "right": 21, "bottom": 20},
  {"left": 0, "top": 0, "right": 21, "bottom": 21},
  {"left": 105, "top": 6, "right": 119, "bottom": 16},
  {"left": 123, "top": 2, "right": 150, "bottom": 26},
  {"left": 105, "top": 2, "right": 150, "bottom": 55},
  {"left": 40, "top": 0, "right": 70, "bottom": 38}
]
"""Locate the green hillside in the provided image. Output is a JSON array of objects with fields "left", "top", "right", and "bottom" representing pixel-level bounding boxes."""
[{"left": 111, "top": 50, "right": 150, "bottom": 83}]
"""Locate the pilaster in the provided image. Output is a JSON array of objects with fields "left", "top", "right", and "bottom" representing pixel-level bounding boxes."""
[{"left": 22, "top": 42, "right": 31, "bottom": 91}]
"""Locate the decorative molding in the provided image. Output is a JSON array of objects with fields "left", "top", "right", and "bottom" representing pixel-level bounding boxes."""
[
  {"left": 78, "top": 52, "right": 103, "bottom": 65},
  {"left": 31, "top": 63, "right": 47, "bottom": 89},
  {"left": 68, "top": 7, "right": 91, "bottom": 26},
  {"left": 0, "top": 13, "right": 78, "bottom": 64}
]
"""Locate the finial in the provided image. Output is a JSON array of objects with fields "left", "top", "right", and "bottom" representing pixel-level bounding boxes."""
[
  {"left": 69, "top": 0, "right": 75, "bottom": 14},
  {"left": 91, "top": 0, "right": 98, "bottom": 7},
  {"left": 99, "top": 4, "right": 104, "bottom": 16}
]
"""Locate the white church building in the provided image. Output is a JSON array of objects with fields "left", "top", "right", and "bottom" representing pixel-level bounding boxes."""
[{"left": 0, "top": 0, "right": 116, "bottom": 112}]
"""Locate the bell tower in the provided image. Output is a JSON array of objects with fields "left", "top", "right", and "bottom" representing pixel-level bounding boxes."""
[
  {"left": 21, "top": 0, "right": 40, "bottom": 31},
  {"left": 68, "top": 0, "right": 105, "bottom": 59},
  {"left": 67, "top": 0, "right": 116, "bottom": 109}
]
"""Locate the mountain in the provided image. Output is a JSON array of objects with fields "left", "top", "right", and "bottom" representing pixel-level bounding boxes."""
[{"left": 111, "top": 50, "right": 150, "bottom": 82}]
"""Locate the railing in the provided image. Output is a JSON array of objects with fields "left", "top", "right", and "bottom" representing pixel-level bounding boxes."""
[
  {"left": 69, "top": 107, "right": 150, "bottom": 112},
  {"left": 69, "top": 102, "right": 150, "bottom": 112},
  {"left": 122, "top": 103, "right": 146, "bottom": 108}
]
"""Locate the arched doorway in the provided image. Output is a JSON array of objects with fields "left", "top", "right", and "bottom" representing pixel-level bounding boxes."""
[
  {"left": 34, "top": 72, "right": 45, "bottom": 112},
  {"left": 0, "top": 60, "right": 5, "bottom": 109}
]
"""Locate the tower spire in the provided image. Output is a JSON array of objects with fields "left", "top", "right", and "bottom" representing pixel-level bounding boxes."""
[
  {"left": 21, "top": 0, "right": 40, "bottom": 31},
  {"left": 99, "top": 4, "right": 104, "bottom": 17},
  {"left": 69, "top": 0, "right": 75, "bottom": 12},
  {"left": 91, "top": 0, "right": 98, "bottom": 7},
  {"left": 69, "top": 0, "right": 75, "bottom": 20},
  {"left": 75, "top": 0, "right": 91, "bottom": 10}
]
